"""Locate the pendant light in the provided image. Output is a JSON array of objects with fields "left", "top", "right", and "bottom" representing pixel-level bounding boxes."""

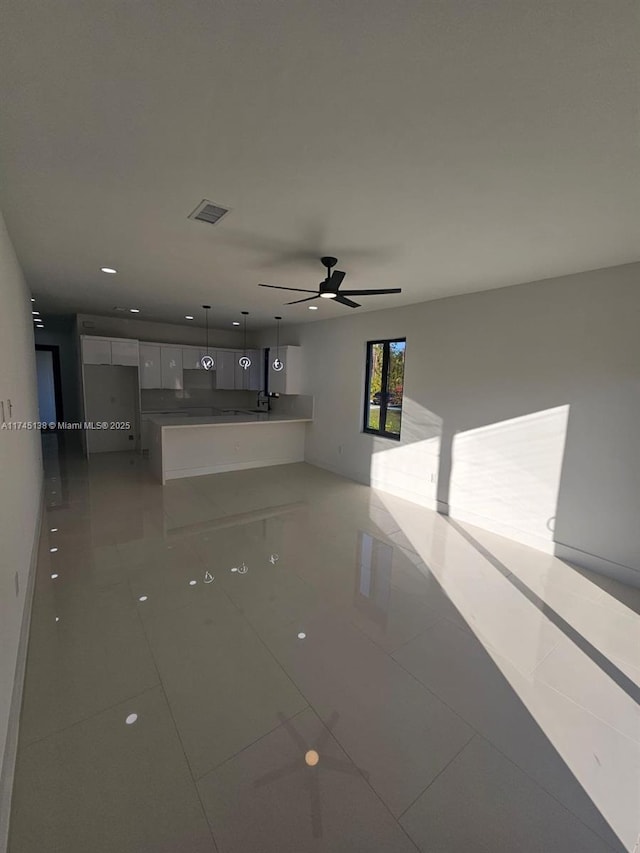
[
  {"left": 238, "top": 311, "right": 251, "bottom": 371},
  {"left": 200, "top": 305, "right": 215, "bottom": 370},
  {"left": 272, "top": 316, "right": 284, "bottom": 371}
]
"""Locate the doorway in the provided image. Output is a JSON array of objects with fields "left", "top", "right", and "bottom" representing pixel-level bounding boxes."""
[{"left": 35, "top": 345, "right": 64, "bottom": 428}]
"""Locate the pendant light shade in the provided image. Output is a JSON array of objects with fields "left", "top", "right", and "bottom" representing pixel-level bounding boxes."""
[
  {"left": 272, "top": 316, "right": 284, "bottom": 371},
  {"left": 200, "top": 305, "right": 215, "bottom": 370}
]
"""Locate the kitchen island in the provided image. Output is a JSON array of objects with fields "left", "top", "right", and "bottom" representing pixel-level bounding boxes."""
[{"left": 147, "top": 412, "right": 311, "bottom": 483}]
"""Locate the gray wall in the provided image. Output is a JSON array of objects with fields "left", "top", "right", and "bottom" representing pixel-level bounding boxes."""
[
  {"left": 0, "top": 211, "right": 42, "bottom": 841},
  {"left": 266, "top": 262, "right": 640, "bottom": 583}
]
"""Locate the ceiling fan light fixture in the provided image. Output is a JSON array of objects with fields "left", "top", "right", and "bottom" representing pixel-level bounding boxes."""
[{"left": 258, "top": 256, "right": 401, "bottom": 310}]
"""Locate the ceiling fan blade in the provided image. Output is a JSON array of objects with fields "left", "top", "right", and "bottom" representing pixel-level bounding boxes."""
[
  {"left": 259, "top": 284, "right": 317, "bottom": 293},
  {"left": 339, "top": 288, "right": 402, "bottom": 296},
  {"left": 328, "top": 269, "right": 346, "bottom": 289},
  {"left": 286, "top": 295, "right": 321, "bottom": 305},
  {"left": 334, "top": 295, "right": 361, "bottom": 308}
]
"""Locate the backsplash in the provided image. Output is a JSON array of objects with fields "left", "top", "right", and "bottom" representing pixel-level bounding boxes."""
[
  {"left": 268, "top": 394, "right": 314, "bottom": 419},
  {"left": 141, "top": 388, "right": 255, "bottom": 412}
]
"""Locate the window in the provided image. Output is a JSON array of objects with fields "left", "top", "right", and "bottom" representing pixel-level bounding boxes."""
[{"left": 363, "top": 338, "right": 406, "bottom": 439}]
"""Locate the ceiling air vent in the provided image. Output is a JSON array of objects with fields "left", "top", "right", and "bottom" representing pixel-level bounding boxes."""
[{"left": 188, "top": 199, "right": 230, "bottom": 226}]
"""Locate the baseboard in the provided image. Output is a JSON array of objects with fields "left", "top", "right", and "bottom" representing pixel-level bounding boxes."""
[
  {"left": 304, "top": 455, "right": 369, "bottom": 486},
  {"left": 0, "top": 483, "right": 43, "bottom": 853},
  {"left": 443, "top": 504, "right": 555, "bottom": 554},
  {"left": 369, "top": 477, "right": 437, "bottom": 510},
  {"left": 554, "top": 542, "right": 640, "bottom": 588}
]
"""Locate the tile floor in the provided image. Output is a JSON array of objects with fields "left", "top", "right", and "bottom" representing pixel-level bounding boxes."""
[{"left": 7, "top": 436, "right": 640, "bottom": 852}]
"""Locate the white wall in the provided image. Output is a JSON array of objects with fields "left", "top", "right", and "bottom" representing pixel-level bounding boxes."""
[
  {"left": 265, "top": 263, "right": 640, "bottom": 582},
  {"left": 0, "top": 211, "right": 42, "bottom": 842}
]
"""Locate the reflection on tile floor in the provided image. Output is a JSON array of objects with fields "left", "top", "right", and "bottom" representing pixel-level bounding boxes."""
[{"left": 8, "top": 436, "right": 639, "bottom": 852}]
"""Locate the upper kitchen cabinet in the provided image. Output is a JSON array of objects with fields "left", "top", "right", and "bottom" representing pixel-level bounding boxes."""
[
  {"left": 111, "top": 338, "right": 139, "bottom": 366},
  {"left": 160, "top": 346, "right": 183, "bottom": 390},
  {"left": 234, "top": 349, "right": 262, "bottom": 391},
  {"left": 140, "top": 344, "right": 183, "bottom": 389},
  {"left": 82, "top": 336, "right": 112, "bottom": 365},
  {"left": 248, "top": 349, "right": 263, "bottom": 391},
  {"left": 268, "top": 346, "right": 302, "bottom": 394},
  {"left": 82, "top": 335, "right": 139, "bottom": 366},
  {"left": 139, "top": 344, "right": 161, "bottom": 388},
  {"left": 215, "top": 350, "right": 236, "bottom": 389},
  {"left": 182, "top": 347, "right": 207, "bottom": 370}
]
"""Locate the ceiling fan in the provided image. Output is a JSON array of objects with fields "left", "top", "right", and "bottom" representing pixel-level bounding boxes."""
[{"left": 259, "top": 256, "right": 401, "bottom": 308}]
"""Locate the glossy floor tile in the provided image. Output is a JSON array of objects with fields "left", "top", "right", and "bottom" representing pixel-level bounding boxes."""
[
  {"left": 198, "top": 707, "right": 418, "bottom": 852},
  {"left": 400, "top": 735, "right": 614, "bottom": 853},
  {"left": 10, "top": 687, "right": 215, "bottom": 853},
  {"left": 8, "top": 437, "right": 639, "bottom": 852}
]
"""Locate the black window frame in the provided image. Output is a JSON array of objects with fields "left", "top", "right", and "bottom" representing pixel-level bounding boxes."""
[{"left": 363, "top": 337, "right": 406, "bottom": 441}]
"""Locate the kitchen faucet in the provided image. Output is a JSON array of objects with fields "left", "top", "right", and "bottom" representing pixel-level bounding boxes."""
[{"left": 256, "top": 389, "right": 270, "bottom": 412}]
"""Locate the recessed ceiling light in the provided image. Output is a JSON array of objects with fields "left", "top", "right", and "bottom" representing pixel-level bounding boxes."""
[
  {"left": 232, "top": 321, "right": 240, "bottom": 326},
  {"left": 32, "top": 311, "right": 40, "bottom": 315},
  {"left": 31, "top": 298, "right": 35, "bottom": 302},
  {"left": 125, "top": 713, "right": 138, "bottom": 725},
  {"left": 320, "top": 293, "right": 337, "bottom": 299},
  {"left": 129, "top": 308, "right": 140, "bottom": 313},
  {"left": 185, "top": 315, "right": 194, "bottom": 320},
  {"left": 101, "top": 267, "right": 117, "bottom": 274},
  {"left": 36, "top": 325, "right": 44, "bottom": 329},
  {"left": 308, "top": 305, "right": 318, "bottom": 310}
]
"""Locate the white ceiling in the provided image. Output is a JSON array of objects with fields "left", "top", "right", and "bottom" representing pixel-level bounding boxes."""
[{"left": 0, "top": 0, "right": 638, "bottom": 329}]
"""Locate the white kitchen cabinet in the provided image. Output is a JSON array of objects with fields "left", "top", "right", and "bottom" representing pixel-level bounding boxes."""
[
  {"left": 82, "top": 337, "right": 112, "bottom": 365},
  {"left": 216, "top": 350, "right": 237, "bottom": 389},
  {"left": 233, "top": 349, "right": 256, "bottom": 390},
  {"left": 182, "top": 347, "right": 207, "bottom": 370},
  {"left": 248, "top": 349, "right": 263, "bottom": 391},
  {"left": 160, "top": 346, "right": 183, "bottom": 390},
  {"left": 139, "top": 344, "right": 162, "bottom": 389},
  {"left": 111, "top": 338, "right": 139, "bottom": 366},
  {"left": 233, "top": 349, "right": 262, "bottom": 391},
  {"left": 268, "top": 346, "right": 302, "bottom": 394}
]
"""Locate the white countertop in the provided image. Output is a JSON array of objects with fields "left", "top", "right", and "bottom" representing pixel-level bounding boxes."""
[{"left": 149, "top": 413, "right": 312, "bottom": 428}]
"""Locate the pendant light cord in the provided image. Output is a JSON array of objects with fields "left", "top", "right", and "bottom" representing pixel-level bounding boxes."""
[
  {"left": 242, "top": 311, "right": 249, "bottom": 355},
  {"left": 202, "top": 305, "right": 211, "bottom": 355}
]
